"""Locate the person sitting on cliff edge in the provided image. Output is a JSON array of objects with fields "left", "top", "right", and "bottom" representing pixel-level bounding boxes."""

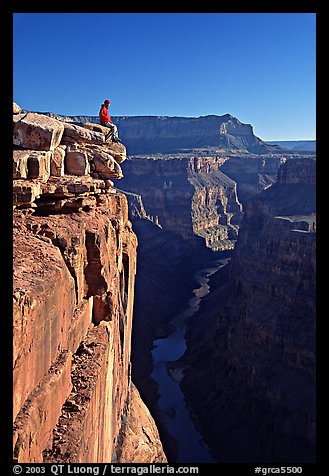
[{"left": 99, "top": 99, "right": 121, "bottom": 143}]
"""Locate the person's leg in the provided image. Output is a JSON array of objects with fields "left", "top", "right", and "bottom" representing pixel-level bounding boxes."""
[
  {"left": 102, "top": 122, "right": 120, "bottom": 142},
  {"left": 112, "top": 123, "right": 119, "bottom": 139},
  {"left": 103, "top": 122, "right": 120, "bottom": 142},
  {"left": 102, "top": 122, "right": 114, "bottom": 141},
  {"left": 108, "top": 123, "right": 119, "bottom": 140}
]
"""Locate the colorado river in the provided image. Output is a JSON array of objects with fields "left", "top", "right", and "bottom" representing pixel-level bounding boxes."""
[{"left": 151, "top": 257, "right": 230, "bottom": 463}]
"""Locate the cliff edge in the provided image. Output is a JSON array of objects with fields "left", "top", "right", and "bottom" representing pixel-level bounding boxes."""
[{"left": 12, "top": 102, "right": 167, "bottom": 463}]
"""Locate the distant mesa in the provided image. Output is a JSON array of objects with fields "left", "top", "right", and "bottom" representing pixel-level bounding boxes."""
[
  {"left": 267, "top": 140, "right": 316, "bottom": 152},
  {"left": 26, "top": 109, "right": 284, "bottom": 155}
]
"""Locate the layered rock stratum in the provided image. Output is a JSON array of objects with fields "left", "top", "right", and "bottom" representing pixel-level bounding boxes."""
[
  {"left": 119, "top": 155, "right": 243, "bottom": 252},
  {"left": 12, "top": 103, "right": 167, "bottom": 463}
]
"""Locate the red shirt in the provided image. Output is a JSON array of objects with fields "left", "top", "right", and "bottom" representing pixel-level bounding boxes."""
[{"left": 99, "top": 105, "right": 112, "bottom": 124}]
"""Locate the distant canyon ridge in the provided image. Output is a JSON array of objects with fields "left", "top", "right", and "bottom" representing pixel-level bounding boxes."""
[{"left": 32, "top": 112, "right": 301, "bottom": 155}]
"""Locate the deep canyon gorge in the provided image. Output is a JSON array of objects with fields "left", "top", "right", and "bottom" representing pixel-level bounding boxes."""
[{"left": 12, "top": 104, "right": 316, "bottom": 465}]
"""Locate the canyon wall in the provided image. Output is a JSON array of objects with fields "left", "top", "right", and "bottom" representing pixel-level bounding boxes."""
[
  {"left": 12, "top": 103, "right": 166, "bottom": 463},
  {"left": 220, "top": 153, "right": 287, "bottom": 205},
  {"left": 113, "top": 114, "right": 279, "bottom": 154},
  {"left": 113, "top": 151, "right": 314, "bottom": 463},
  {"left": 177, "top": 157, "right": 316, "bottom": 463}
]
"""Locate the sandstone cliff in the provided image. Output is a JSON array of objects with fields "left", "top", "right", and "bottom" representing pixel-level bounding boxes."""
[
  {"left": 12, "top": 103, "right": 167, "bottom": 463},
  {"left": 177, "top": 158, "right": 316, "bottom": 463}
]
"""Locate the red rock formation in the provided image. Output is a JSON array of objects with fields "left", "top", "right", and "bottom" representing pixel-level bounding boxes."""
[{"left": 13, "top": 104, "right": 167, "bottom": 463}]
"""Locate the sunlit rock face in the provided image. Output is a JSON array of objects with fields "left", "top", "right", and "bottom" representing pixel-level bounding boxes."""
[{"left": 13, "top": 104, "right": 167, "bottom": 464}]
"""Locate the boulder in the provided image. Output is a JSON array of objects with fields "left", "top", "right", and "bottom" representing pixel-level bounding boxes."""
[
  {"left": 61, "top": 123, "right": 104, "bottom": 145},
  {"left": 13, "top": 150, "right": 29, "bottom": 179},
  {"left": 13, "top": 180, "right": 42, "bottom": 206},
  {"left": 102, "top": 141, "right": 126, "bottom": 164},
  {"left": 83, "top": 122, "right": 108, "bottom": 134},
  {"left": 27, "top": 152, "right": 51, "bottom": 181},
  {"left": 93, "top": 150, "right": 123, "bottom": 179},
  {"left": 13, "top": 113, "right": 64, "bottom": 151},
  {"left": 65, "top": 150, "right": 90, "bottom": 176},
  {"left": 13, "top": 149, "right": 51, "bottom": 181}
]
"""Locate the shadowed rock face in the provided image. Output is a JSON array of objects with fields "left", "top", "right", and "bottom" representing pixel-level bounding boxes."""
[
  {"left": 177, "top": 158, "right": 316, "bottom": 463},
  {"left": 12, "top": 104, "right": 167, "bottom": 464},
  {"left": 220, "top": 154, "right": 287, "bottom": 205}
]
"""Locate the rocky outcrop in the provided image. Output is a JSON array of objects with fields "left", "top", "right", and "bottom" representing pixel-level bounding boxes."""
[
  {"left": 13, "top": 112, "right": 65, "bottom": 151},
  {"left": 115, "top": 384, "right": 167, "bottom": 463},
  {"left": 177, "top": 158, "right": 316, "bottom": 463},
  {"left": 13, "top": 104, "right": 167, "bottom": 463},
  {"left": 13, "top": 110, "right": 126, "bottom": 183}
]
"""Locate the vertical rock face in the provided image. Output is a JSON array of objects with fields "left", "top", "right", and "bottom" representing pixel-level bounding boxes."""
[
  {"left": 13, "top": 104, "right": 167, "bottom": 463},
  {"left": 276, "top": 157, "right": 316, "bottom": 184},
  {"left": 188, "top": 157, "right": 243, "bottom": 250},
  {"left": 220, "top": 154, "right": 287, "bottom": 205},
  {"left": 178, "top": 158, "right": 316, "bottom": 463}
]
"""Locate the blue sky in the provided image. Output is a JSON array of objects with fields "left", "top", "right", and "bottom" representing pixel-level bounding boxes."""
[{"left": 13, "top": 13, "right": 316, "bottom": 140}]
